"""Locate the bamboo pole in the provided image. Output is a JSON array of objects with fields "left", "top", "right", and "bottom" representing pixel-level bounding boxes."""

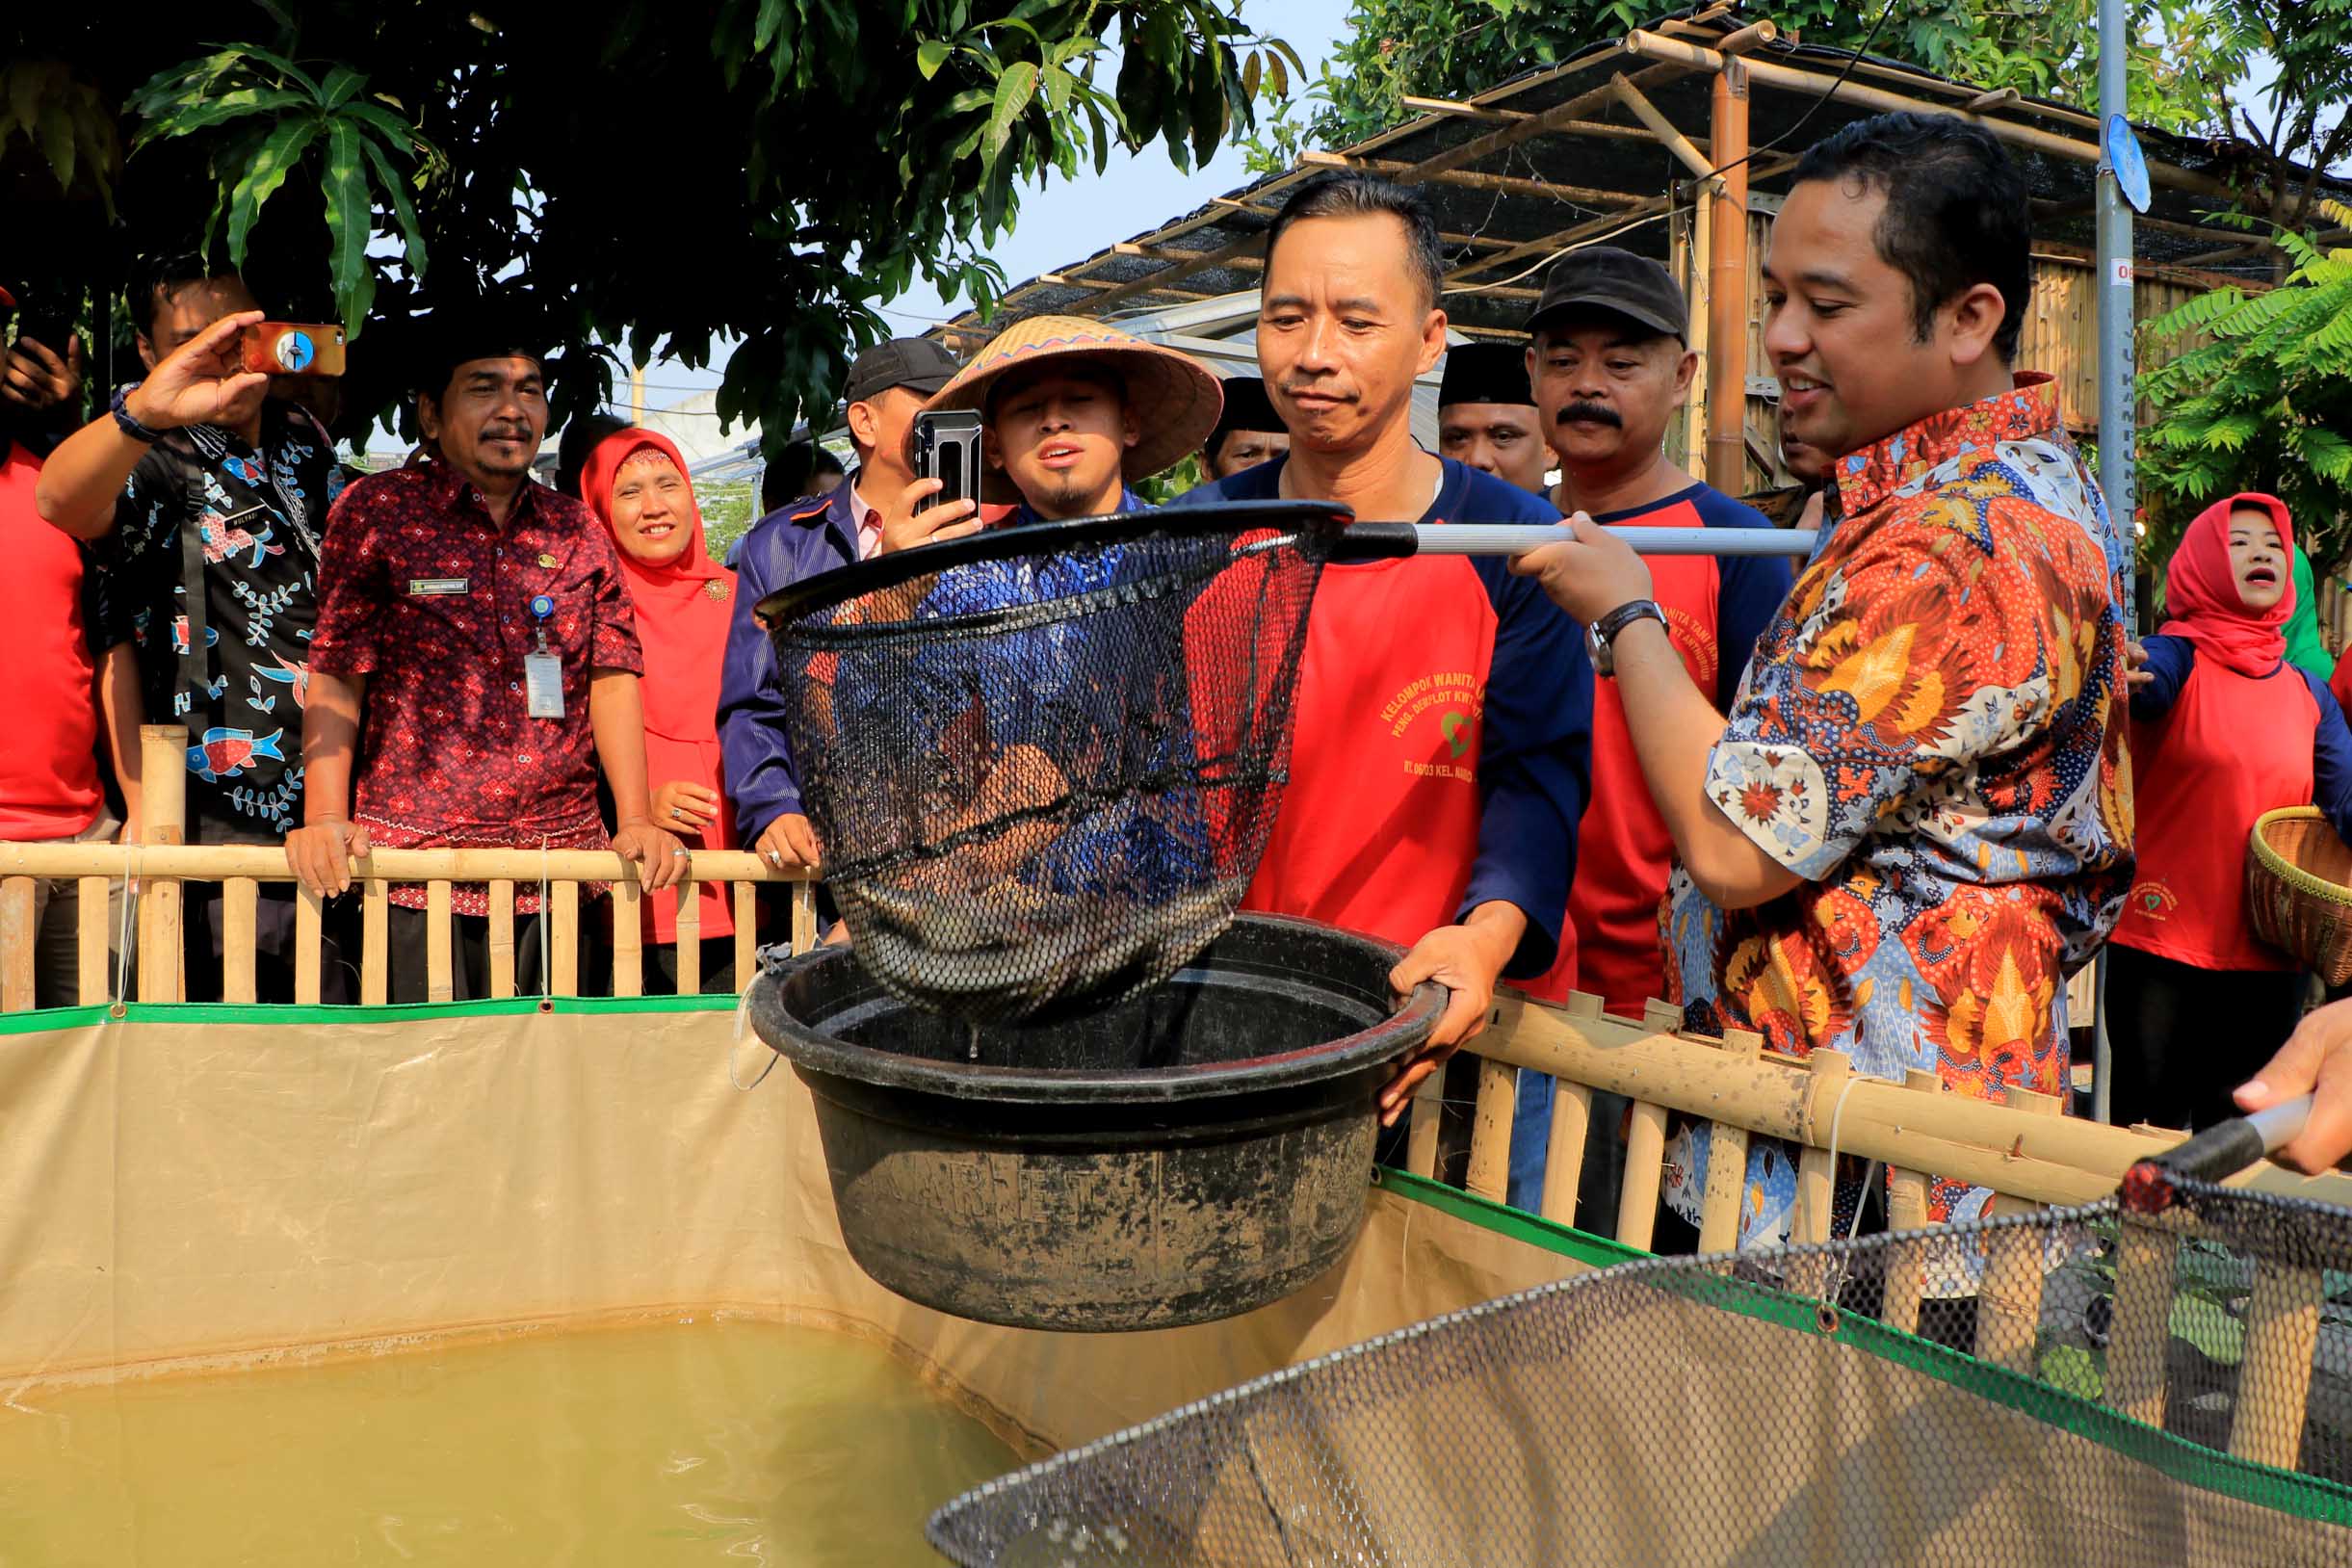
[
  {"left": 1974, "top": 1085, "right": 2064, "bottom": 1373},
  {"left": 220, "top": 877, "right": 258, "bottom": 1005},
  {"left": 360, "top": 880, "right": 388, "bottom": 1006},
  {"left": 1705, "top": 55, "right": 1751, "bottom": 495},
  {"left": 1466, "top": 1057, "right": 1519, "bottom": 1202},
  {"left": 1621, "top": 31, "right": 2236, "bottom": 199},
  {"left": 2106, "top": 1217, "right": 2179, "bottom": 1426},
  {"left": 2230, "top": 1265, "right": 2326, "bottom": 1469},
  {"left": 1405, "top": 1069, "right": 1445, "bottom": 1180},
  {"left": 488, "top": 882, "right": 516, "bottom": 1000},
  {"left": 1472, "top": 996, "right": 2339, "bottom": 1210},
  {"left": 550, "top": 884, "right": 580, "bottom": 998},
  {"left": 735, "top": 883, "right": 758, "bottom": 990},
  {"left": 610, "top": 880, "right": 643, "bottom": 999},
  {"left": 75, "top": 875, "right": 108, "bottom": 1006},
  {"left": 1697, "top": 1028, "right": 1764, "bottom": 1252},
  {"left": 1609, "top": 72, "right": 1714, "bottom": 182},
  {"left": 1793, "top": 1048, "right": 1850, "bottom": 1245},
  {"left": 1685, "top": 198, "right": 1712, "bottom": 470},
  {"left": 294, "top": 887, "right": 322, "bottom": 1005},
  {"left": 674, "top": 876, "right": 701, "bottom": 997},
  {"left": 1879, "top": 1070, "right": 1941, "bottom": 1335},
  {"left": 0, "top": 877, "right": 34, "bottom": 1012},
  {"left": 1298, "top": 150, "right": 1651, "bottom": 208},
  {"left": 1618, "top": 1100, "right": 1668, "bottom": 1251},
  {"left": 136, "top": 725, "right": 185, "bottom": 1004},
  {"left": 1538, "top": 993, "right": 1605, "bottom": 1226},
  {"left": 425, "top": 881, "right": 454, "bottom": 1003}
]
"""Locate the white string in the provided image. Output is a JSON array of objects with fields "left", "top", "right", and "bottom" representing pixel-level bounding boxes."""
[
  {"left": 1441, "top": 205, "right": 1679, "bottom": 298},
  {"left": 112, "top": 844, "right": 141, "bottom": 1012},
  {"left": 727, "top": 980, "right": 777, "bottom": 1092},
  {"left": 1815, "top": 1073, "right": 1883, "bottom": 1311}
]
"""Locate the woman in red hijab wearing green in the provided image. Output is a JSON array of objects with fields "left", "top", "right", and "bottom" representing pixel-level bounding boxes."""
[
  {"left": 2114, "top": 492, "right": 2352, "bottom": 1130},
  {"left": 583, "top": 428, "right": 743, "bottom": 991}
]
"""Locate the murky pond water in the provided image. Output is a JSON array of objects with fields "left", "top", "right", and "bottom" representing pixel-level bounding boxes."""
[{"left": 0, "top": 1319, "right": 1020, "bottom": 1565}]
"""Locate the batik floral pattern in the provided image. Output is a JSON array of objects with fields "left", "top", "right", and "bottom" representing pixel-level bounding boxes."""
[{"left": 1667, "top": 379, "right": 2134, "bottom": 1242}]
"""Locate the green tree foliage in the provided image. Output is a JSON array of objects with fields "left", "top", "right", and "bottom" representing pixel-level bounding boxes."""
[
  {"left": 2139, "top": 208, "right": 2352, "bottom": 566},
  {"left": 1243, "top": 0, "right": 2258, "bottom": 172},
  {"left": 7, "top": 2, "right": 1295, "bottom": 446}
]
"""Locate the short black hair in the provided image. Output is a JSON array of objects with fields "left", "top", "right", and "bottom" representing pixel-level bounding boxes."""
[
  {"left": 1790, "top": 112, "right": 2029, "bottom": 363},
  {"left": 1264, "top": 171, "right": 1446, "bottom": 310},
  {"left": 761, "top": 439, "right": 846, "bottom": 513},
  {"left": 128, "top": 250, "right": 232, "bottom": 340},
  {"left": 555, "top": 411, "right": 633, "bottom": 499}
]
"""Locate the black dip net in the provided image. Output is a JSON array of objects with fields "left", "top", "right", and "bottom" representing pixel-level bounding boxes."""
[
  {"left": 758, "top": 503, "right": 1345, "bottom": 1023},
  {"left": 928, "top": 1176, "right": 2352, "bottom": 1565}
]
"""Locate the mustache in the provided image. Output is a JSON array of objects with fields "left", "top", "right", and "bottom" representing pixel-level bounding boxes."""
[{"left": 1553, "top": 401, "right": 1622, "bottom": 430}]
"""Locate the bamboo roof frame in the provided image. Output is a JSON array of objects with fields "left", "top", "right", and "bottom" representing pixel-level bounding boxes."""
[{"left": 940, "top": 5, "right": 2344, "bottom": 346}]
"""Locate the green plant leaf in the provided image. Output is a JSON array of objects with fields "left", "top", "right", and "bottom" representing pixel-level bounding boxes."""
[
  {"left": 357, "top": 132, "right": 428, "bottom": 277},
  {"left": 319, "top": 65, "right": 365, "bottom": 111},
  {"left": 916, "top": 38, "right": 952, "bottom": 79},
  {"left": 320, "top": 118, "right": 376, "bottom": 338},
  {"left": 226, "top": 114, "right": 323, "bottom": 268},
  {"left": 982, "top": 60, "right": 1038, "bottom": 171},
  {"left": 226, "top": 43, "right": 325, "bottom": 99},
  {"left": 129, "top": 88, "right": 305, "bottom": 149},
  {"left": 2039, "top": 1343, "right": 2104, "bottom": 1401}
]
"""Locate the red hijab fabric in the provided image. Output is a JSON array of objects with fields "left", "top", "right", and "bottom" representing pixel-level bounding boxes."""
[
  {"left": 2160, "top": 492, "right": 2294, "bottom": 680},
  {"left": 580, "top": 429, "right": 733, "bottom": 741}
]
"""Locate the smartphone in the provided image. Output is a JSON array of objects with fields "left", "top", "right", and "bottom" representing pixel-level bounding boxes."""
[
  {"left": 238, "top": 322, "right": 347, "bottom": 377},
  {"left": 911, "top": 407, "right": 984, "bottom": 509},
  {"left": 12, "top": 301, "right": 75, "bottom": 355}
]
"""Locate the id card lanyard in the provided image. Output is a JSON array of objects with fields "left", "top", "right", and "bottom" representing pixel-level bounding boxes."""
[{"left": 524, "top": 593, "right": 564, "bottom": 719}]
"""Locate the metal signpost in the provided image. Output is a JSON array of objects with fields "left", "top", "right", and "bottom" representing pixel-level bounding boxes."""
[{"left": 2092, "top": 0, "right": 2146, "bottom": 1124}]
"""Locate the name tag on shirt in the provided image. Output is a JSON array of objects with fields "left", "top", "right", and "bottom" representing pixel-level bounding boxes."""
[
  {"left": 524, "top": 651, "right": 565, "bottom": 719},
  {"left": 407, "top": 577, "right": 470, "bottom": 596}
]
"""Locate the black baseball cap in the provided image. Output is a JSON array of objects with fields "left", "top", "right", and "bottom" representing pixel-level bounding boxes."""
[
  {"left": 1438, "top": 342, "right": 1536, "bottom": 409},
  {"left": 1525, "top": 247, "right": 1687, "bottom": 342},
  {"left": 1207, "top": 376, "right": 1283, "bottom": 450},
  {"left": 844, "top": 338, "right": 960, "bottom": 405}
]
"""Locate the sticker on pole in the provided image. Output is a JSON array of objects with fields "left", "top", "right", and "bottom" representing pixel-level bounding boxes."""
[{"left": 2105, "top": 114, "right": 2152, "bottom": 215}]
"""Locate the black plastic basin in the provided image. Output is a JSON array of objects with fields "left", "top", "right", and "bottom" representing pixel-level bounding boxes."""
[{"left": 747, "top": 914, "right": 1443, "bottom": 1332}]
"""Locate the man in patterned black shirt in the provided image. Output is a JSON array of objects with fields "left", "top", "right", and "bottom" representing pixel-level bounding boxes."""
[{"left": 36, "top": 253, "right": 352, "bottom": 1001}]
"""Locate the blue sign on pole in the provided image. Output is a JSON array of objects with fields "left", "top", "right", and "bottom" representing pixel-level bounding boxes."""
[{"left": 2105, "top": 113, "right": 2152, "bottom": 215}]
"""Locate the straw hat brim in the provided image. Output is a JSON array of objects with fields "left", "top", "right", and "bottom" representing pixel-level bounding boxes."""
[{"left": 924, "top": 327, "right": 1225, "bottom": 493}]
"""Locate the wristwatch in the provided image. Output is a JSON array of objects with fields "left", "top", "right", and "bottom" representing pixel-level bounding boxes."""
[
  {"left": 1586, "top": 599, "right": 1666, "bottom": 677},
  {"left": 110, "top": 383, "right": 164, "bottom": 444}
]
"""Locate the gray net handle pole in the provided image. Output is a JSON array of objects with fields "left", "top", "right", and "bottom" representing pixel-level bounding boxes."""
[{"left": 1337, "top": 522, "right": 1819, "bottom": 559}]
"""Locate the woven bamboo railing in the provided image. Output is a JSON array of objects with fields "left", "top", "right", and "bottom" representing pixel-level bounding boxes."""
[{"left": 0, "top": 724, "right": 818, "bottom": 1006}]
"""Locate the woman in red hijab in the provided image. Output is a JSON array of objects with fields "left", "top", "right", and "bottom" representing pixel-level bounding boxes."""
[
  {"left": 2113, "top": 492, "right": 2352, "bottom": 1129},
  {"left": 582, "top": 428, "right": 742, "bottom": 990}
]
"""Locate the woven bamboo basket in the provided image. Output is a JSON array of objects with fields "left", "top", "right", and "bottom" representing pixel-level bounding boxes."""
[{"left": 2247, "top": 805, "right": 2352, "bottom": 984}]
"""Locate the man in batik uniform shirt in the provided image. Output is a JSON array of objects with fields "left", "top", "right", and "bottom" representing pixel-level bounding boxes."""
[{"left": 1514, "top": 113, "right": 2131, "bottom": 1243}]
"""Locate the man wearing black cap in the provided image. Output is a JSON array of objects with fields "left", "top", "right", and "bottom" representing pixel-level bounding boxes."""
[
  {"left": 1197, "top": 375, "right": 1289, "bottom": 483},
  {"left": 1437, "top": 342, "right": 1554, "bottom": 497},
  {"left": 719, "top": 336, "right": 960, "bottom": 874},
  {"left": 1514, "top": 247, "right": 1790, "bottom": 1021},
  {"left": 286, "top": 316, "right": 685, "bottom": 999},
  {"left": 36, "top": 255, "right": 353, "bottom": 1001}
]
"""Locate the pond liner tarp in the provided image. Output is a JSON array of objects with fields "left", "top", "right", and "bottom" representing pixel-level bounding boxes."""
[{"left": 0, "top": 999, "right": 1604, "bottom": 1458}]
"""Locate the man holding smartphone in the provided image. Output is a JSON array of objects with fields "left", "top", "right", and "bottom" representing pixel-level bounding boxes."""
[
  {"left": 35, "top": 252, "right": 352, "bottom": 1003},
  {"left": 718, "top": 337, "right": 960, "bottom": 876}
]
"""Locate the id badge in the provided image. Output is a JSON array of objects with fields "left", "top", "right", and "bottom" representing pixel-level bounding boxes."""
[{"left": 524, "top": 651, "right": 564, "bottom": 719}]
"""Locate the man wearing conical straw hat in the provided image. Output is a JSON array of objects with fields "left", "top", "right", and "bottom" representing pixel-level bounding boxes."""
[
  {"left": 868, "top": 313, "right": 1223, "bottom": 546},
  {"left": 813, "top": 317, "right": 1227, "bottom": 920}
]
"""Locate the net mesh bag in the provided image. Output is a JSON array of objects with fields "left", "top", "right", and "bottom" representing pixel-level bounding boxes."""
[
  {"left": 765, "top": 506, "right": 1337, "bottom": 1023},
  {"left": 928, "top": 1178, "right": 2352, "bottom": 1566}
]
